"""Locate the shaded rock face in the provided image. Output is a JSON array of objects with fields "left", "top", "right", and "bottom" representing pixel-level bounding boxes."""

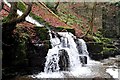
[
  {"left": 27, "top": 27, "right": 51, "bottom": 72},
  {"left": 87, "top": 42, "right": 103, "bottom": 60},
  {"left": 87, "top": 42, "right": 103, "bottom": 53},
  {"left": 87, "top": 42, "right": 120, "bottom": 61},
  {"left": 58, "top": 49, "right": 70, "bottom": 71},
  {"left": 79, "top": 56, "right": 87, "bottom": 64},
  {"left": 102, "top": 3, "right": 120, "bottom": 38},
  {"left": 27, "top": 42, "right": 49, "bottom": 72}
]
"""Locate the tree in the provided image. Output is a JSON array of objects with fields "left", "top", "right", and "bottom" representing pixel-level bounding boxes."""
[
  {"left": 2, "top": 2, "right": 32, "bottom": 66},
  {"left": 2, "top": 2, "right": 32, "bottom": 45},
  {"left": 54, "top": 0, "right": 60, "bottom": 11},
  {"left": 90, "top": 2, "right": 97, "bottom": 35},
  {"left": 2, "top": 2, "right": 32, "bottom": 32}
]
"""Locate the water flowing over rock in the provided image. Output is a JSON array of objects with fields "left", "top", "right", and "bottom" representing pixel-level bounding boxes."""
[
  {"left": 30, "top": 31, "right": 114, "bottom": 79},
  {"left": 44, "top": 31, "right": 89, "bottom": 73}
]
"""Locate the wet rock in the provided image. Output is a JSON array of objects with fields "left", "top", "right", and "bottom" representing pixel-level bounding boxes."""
[
  {"left": 92, "top": 77, "right": 114, "bottom": 80},
  {"left": 87, "top": 42, "right": 103, "bottom": 53},
  {"left": 79, "top": 56, "right": 87, "bottom": 64},
  {"left": 58, "top": 49, "right": 70, "bottom": 71}
]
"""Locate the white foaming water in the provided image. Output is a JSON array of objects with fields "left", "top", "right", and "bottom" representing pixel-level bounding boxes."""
[
  {"left": 44, "top": 46, "right": 60, "bottom": 72},
  {"left": 106, "top": 68, "right": 119, "bottom": 78},
  {"left": 44, "top": 32, "right": 81, "bottom": 73},
  {"left": 78, "top": 39, "right": 89, "bottom": 55},
  {"left": 31, "top": 72, "right": 64, "bottom": 78},
  {"left": 31, "top": 32, "right": 102, "bottom": 78}
]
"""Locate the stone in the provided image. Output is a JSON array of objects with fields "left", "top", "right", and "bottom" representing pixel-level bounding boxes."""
[{"left": 87, "top": 42, "right": 103, "bottom": 53}]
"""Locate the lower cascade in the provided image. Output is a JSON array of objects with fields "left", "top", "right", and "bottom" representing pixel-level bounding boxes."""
[
  {"left": 44, "top": 31, "right": 89, "bottom": 73},
  {"left": 31, "top": 31, "right": 107, "bottom": 78}
]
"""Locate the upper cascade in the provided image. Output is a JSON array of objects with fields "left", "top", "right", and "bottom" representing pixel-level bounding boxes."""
[{"left": 44, "top": 31, "right": 89, "bottom": 73}]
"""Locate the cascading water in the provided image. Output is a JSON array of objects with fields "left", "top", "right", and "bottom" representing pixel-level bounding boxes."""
[
  {"left": 31, "top": 31, "right": 108, "bottom": 78},
  {"left": 44, "top": 31, "right": 89, "bottom": 73}
]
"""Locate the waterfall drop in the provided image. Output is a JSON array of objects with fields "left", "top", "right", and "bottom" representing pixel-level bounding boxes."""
[
  {"left": 44, "top": 31, "right": 89, "bottom": 73},
  {"left": 31, "top": 31, "right": 104, "bottom": 78}
]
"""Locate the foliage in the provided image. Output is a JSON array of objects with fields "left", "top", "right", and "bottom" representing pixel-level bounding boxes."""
[
  {"left": 58, "top": 9, "right": 89, "bottom": 33},
  {"left": 17, "top": 2, "right": 26, "bottom": 12},
  {"left": 45, "top": 2, "right": 58, "bottom": 14},
  {"left": 55, "top": 26, "right": 75, "bottom": 35},
  {"left": 2, "top": 12, "right": 18, "bottom": 23},
  {"left": 17, "top": 2, "right": 53, "bottom": 28},
  {"left": 35, "top": 27, "right": 49, "bottom": 41},
  {"left": 93, "top": 31, "right": 112, "bottom": 44},
  {"left": 30, "top": 13, "right": 46, "bottom": 24},
  {"left": 2, "top": 16, "right": 11, "bottom": 23},
  {"left": 14, "top": 26, "right": 29, "bottom": 65},
  {"left": 30, "top": 12, "right": 52, "bottom": 28},
  {"left": 102, "top": 47, "right": 116, "bottom": 53},
  {"left": 59, "top": 12, "right": 82, "bottom": 25},
  {"left": 92, "top": 30, "right": 118, "bottom": 55}
]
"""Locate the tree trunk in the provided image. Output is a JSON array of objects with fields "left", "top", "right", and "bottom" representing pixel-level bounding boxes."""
[
  {"left": 54, "top": 1, "right": 60, "bottom": 11},
  {"left": 89, "top": 2, "right": 96, "bottom": 36},
  {"left": 2, "top": 2, "right": 32, "bottom": 67}
]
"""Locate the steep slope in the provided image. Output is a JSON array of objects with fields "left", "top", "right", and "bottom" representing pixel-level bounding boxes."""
[
  {"left": 1, "top": 2, "right": 96, "bottom": 37},
  {"left": 1, "top": 4, "right": 36, "bottom": 38},
  {"left": 57, "top": 3, "right": 98, "bottom": 35},
  {"left": 31, "top": 2, "right": 84, "bottom": 37}
]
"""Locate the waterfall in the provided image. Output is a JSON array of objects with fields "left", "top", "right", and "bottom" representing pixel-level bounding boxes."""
[{"left": 44, "top": 31, "right": 89, "bottom": 73}]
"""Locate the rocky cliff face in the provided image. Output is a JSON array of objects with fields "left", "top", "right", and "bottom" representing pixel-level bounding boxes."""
[{"left": 102, "top": 3, "right": 120, "bottom": 38}]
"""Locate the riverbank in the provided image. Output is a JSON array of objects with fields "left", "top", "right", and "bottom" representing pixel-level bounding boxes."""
[
  {"left": 3, "top": 55, "right": 120, "bottom": 80},
  {"left": 101, "top": 55, "right": 120, "bottom": 79}
]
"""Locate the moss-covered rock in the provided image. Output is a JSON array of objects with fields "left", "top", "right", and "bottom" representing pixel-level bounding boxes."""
[
  {"left": 55, "top": 26, "right": 75, "bottom": 35},
  {"left": 87, "top": 30, "right": 119, "bottom": 60},
  {"left": 35, "top": 26, "right": 49, "bottom": 41},
  {"left": 87, "top": 42, "right": 103, "bottom": 53}
]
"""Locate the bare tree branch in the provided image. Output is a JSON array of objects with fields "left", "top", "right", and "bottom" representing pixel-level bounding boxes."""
[
  {"left": 2, "top": 2, "right": 32, "bottom": 27},
  {"left": 15, "top": 2, "right": 32, "bottom": 23},
  {"left": 54, "top": 1, "right": 60, "bottom": 10}
]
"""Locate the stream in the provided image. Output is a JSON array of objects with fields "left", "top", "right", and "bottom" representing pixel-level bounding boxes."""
[
  {"left": 3, "top": 1, "right": 120, "bottom": 79},
  {"left": 29, "top": 32, "right": 119, "bottom": 79},
  {"left": 101, "top": 55, "right": 120, "bottom": 79},
  {"left": 12, "top": 55, "right": 120, "bottom": 80}
]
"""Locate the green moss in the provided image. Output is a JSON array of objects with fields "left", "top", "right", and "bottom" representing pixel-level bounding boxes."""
[
  {"left": 93, "top": 36, "right": 102, "bottom": 43},
  {"left": 67, "top": 28, "right": 75, "bottom": 35},
  {"left": 93, "top": 31, "right": 113, "bottom": 45},
  {"left": 44, "top": 40, "right": 52, "bottom": 49},
  {"left": 55, "top": 27, "right": 64, "bottom": 31},
  {"left": 30, "top": 13, "right": 46, "bottom": 24},
  {"left": 17, "top": 2, "right": 26, "bottom": 12},
  {"left": 55, "top": 27, "right": 75, "bottom": 35},
  {"left": 58, "top": 10, "right": 89, "bottom": 32},
  {"left": 29, "top": 13, "right": 53, "bottom": 27},
  {"left": 99, "top": 47, "right": 117, "bottom": 54},
  {"left": 103, "top": 47, "right": 115, "bottom": 52},
  {"left": 14, "top": 26, "right": 30, "bottom": 65},
  {"left": 2, "top": 16, "right": 10, "bottom": 23},
  {"left": 45, "top": 2, "right": 57, "bottom": 14},
  {"left": 35, "top": 27, "right": 49, "bottom": 41},
  {"left": 16, "top": 1, "right": 55, "bottom": 28},
  {"left": 91, "top": 30, "right": 118, "bottom": 55}
]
